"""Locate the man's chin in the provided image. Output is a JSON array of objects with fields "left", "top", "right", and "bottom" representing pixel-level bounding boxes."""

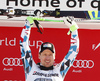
[
  {"left": 45, "top": 65, "right": 51, "bottom": 67},
  {"left": 44, "top": 64, "right": 52, "bottom": 67}
]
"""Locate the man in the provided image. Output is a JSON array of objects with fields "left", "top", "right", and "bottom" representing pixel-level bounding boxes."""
[{"left": 20, "top": 16, "right": 79, "bottom": 81}]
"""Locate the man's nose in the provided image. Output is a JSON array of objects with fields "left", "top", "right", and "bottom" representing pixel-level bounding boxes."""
[{"left": 46, "top": 56, "right": 50, "bottom": 59}]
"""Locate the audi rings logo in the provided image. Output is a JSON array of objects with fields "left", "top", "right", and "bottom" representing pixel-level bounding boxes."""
[
  {"left": 2, "top": 58, "right": 23, "bottom": 66},
  {"left": 72, "top": 59, "right": 94, "bottom": 68}
]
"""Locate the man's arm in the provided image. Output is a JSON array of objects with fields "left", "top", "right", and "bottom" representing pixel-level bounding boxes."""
[
  {"left": 20, "top": 16, "right": 35, "bottom": 79},
  {"left": 59, "top": 17, "right": 79, "bottom": 79}
]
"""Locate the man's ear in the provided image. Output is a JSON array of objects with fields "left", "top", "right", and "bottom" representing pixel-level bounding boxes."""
[
  {"left": 38, "top": 54, "right": 40, "bottom": 59},
  {"left": 53, "top": 53, "right": 55, "bottom": 60}
]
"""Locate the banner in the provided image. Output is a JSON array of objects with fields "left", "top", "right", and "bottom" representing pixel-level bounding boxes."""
[
  {"left": 0, "top": 0, "right": 100, "bottom": 11},
  {"left": 0, "top": 26, "right": 100, "bottom": 81}
]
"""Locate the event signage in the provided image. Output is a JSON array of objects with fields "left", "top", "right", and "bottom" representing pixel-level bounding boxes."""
[
  {"left": 0, "top": 27, "right": 100, "bottom": 81},
  {"left": 0, "top": 0, "right": 100, "bottom": 10}
]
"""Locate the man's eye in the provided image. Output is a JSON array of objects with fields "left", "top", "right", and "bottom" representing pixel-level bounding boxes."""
[
  {"left": 49, "top": 54, "right": 52, "bottom": 56},
  {"left": 44, "top": 54, "right": 46, "bottom": 56}
]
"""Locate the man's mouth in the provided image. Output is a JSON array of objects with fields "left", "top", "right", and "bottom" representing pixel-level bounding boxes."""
[{"left": 45, "top": 61, "right": 50, "bottom": 63}]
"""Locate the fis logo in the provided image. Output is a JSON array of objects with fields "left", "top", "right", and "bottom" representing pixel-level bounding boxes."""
[{"left": 92, "top": 43, "right": 100, "bottom": 50}]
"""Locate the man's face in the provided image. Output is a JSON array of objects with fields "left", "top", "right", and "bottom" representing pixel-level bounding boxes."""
[{"left": 39, "top": 49, "right": 55, "bottom": 67}]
